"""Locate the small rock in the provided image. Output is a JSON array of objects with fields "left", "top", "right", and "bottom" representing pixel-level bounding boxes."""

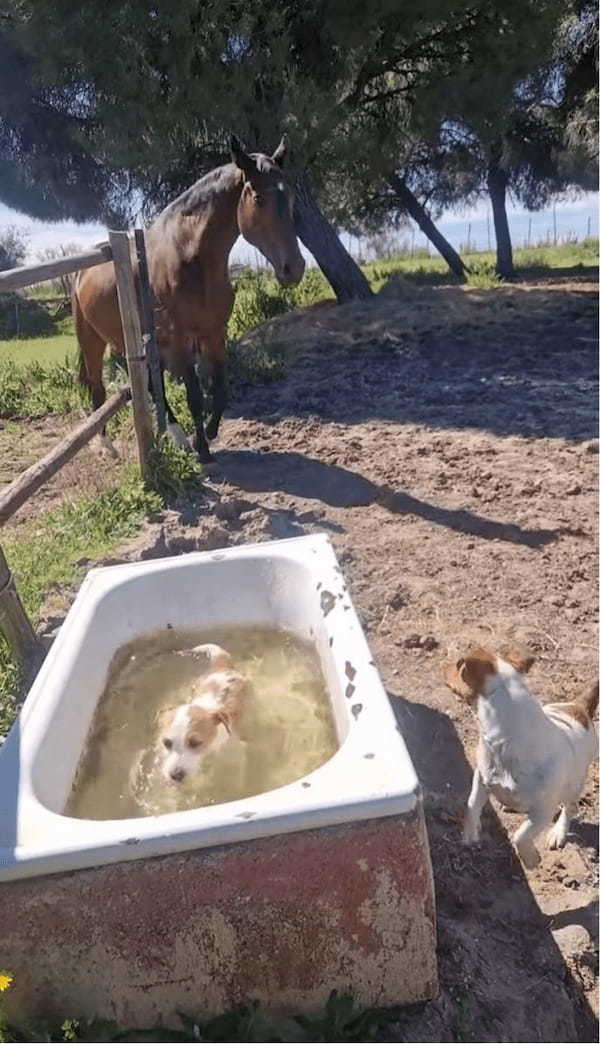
[
  {"left": 214, "top": 498, "right": 252, "bottom": 521},
  {"left": 582, "top": 440, "right": 599, "bottom": 455},
  {"left": 389, "top": 588, "right": 408, "bottom": 611},
  {"left": 565, "top": 483, "right": 582, "bottom": 495},
  {"left": 552, "top": 923, "right": 591, "bottom": 957},
  {"left": 421, "top": 635, "right": 440, "bottom": 652}
]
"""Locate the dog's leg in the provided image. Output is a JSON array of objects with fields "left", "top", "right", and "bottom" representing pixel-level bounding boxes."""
[
  {"left": 512, "top": 806, "right": 553, "bottom": 868},
  {"left": 547, "top": 803, "right": 577, "bottom": 850},
  {"left": 463, "top": 769, "right": 489, "bottom": 844}
]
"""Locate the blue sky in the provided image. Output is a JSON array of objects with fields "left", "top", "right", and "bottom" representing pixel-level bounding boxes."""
[{"left": 1, "top": 191, "right": 597, "bottom": 266}]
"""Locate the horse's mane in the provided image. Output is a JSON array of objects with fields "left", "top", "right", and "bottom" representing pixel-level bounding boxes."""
[
  {"left": 158, "top": 153, "right": 278, "bottom": 220},
  {"left": 159, "top": 164, "right": 238, "bottom": 220}
]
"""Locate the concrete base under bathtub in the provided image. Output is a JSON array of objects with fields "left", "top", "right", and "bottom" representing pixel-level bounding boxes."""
[{"left": 1, "top": 811, "right": 437, "bottom": 1030}]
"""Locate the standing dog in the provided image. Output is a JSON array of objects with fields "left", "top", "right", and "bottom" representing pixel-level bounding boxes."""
[
  {"left": 444, "top": 647, "right": 598, "bottom": 868},
  {"left": 161, "top": 643, "right": 247, "bottom": 783}
]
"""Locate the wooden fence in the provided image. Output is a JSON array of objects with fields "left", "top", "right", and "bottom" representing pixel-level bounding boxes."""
[{"left": 0, "top": 229, "right": 166, "bottom": 674}]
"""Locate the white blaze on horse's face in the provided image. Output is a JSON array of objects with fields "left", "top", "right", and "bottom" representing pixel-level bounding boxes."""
[{"left": 232, "top": 138, "right": 305, "bottom": 287}]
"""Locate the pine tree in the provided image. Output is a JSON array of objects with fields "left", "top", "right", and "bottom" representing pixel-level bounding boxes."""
[{"left": 2, "top": 0, "right": 575, "bottom": 293}]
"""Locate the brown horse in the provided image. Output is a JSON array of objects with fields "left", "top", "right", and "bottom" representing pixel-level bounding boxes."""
[{"left": 74, "top": 137, "right": 305, "bottom": 460}]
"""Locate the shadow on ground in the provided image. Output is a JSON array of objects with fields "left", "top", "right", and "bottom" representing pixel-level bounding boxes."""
[
  {"left": 381, "top": 690, "right": 598, "bottom": 1043},
  {"left": 216, "top": 448, "right": 560, "bottom": 548}
]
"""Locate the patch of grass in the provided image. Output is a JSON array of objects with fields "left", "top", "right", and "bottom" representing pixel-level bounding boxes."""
[
  {"left": 0, "top": 331, "right": 76, "bottom": 367},
  {"left": 0, "top": 468, "right": 161, "bottom": 737},
  {"left": 512, "top": 236, "right": 597, "bottom": 270},
  {"left": 367, "top": 238, "right": 598, "bottom": 291},
  {"left": 228, "top": 270, "right": 294, "bottom": 340},
  {"left": 6, "top": 991, "right": 400, "bottom": 1042},
  {"left": 465, "top": 260, "right": 502, "bottom": 289},
  {"left": 290, "top": 266, "right": 333, "bottom": 307},
  {"left": 0, "top": 356, "right": 86, "bottom": 419},
  {"left": 148, "top": 435, "right": 203, "bottom": 503}
]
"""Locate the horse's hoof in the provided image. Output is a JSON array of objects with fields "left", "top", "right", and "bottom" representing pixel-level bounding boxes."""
[
  {"left": 205, "top": 416, "right": 220, "bottom": 441},
  {"left": 166, "top": 422, "right": 192, "bottom": 452},
  {"left": 95, "top": 434, "right": 119, "bottom": 459},
  {"left": 195, "top": 443, "right": 212, "bottom": 464}
]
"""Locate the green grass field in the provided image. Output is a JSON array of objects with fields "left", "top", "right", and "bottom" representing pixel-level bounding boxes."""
[{"left": 0, "top": 333, "right": 75, "bottom": 365}]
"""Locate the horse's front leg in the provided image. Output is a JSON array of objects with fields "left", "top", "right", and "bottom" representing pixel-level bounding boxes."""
[
  {"left": 155, "top": 363, "right": 190, "bottom": 451},
  {"left": 204, "top": 335, "right": 227, "bottom": 442},
  {"left": 182, "top": 361, "right": 211, "bottom": 462}
]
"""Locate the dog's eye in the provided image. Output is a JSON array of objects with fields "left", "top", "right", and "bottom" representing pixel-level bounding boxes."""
[
  {"left": 187, "top": 737, "right": 202, "bottom": 749},
  {"left": 163, "top": 738, "right": 172, "bottom": 750}
]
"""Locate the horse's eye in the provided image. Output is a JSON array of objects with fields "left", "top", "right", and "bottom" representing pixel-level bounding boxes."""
[
  {"left": 254, "top": 194, "right": 264, "bottom": 206},
  {"left": 163, "top": 737, "right": 172, "bottom": 750}
]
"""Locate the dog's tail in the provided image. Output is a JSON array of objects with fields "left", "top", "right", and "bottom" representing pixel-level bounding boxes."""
[{"left": 579, "top": 680, "right": 599, "bottom": 720}]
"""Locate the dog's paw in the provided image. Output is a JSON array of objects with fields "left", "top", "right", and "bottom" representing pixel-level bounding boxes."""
[
  {"left": 462, "top": 817, "right": 481, "bottom": 845},
  {"left": 546, "top": 821, "right": 568, "bottom": 850}
]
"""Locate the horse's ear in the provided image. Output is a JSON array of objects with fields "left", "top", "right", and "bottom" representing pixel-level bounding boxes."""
[
  {"left": 230, "top": 135, "right": 255, "bottom": 178},
  {"left": 271, "top": 136, "right": 288, "bottom": 167}
]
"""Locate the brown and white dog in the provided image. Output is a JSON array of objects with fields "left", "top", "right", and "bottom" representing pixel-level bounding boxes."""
[
  {"left": 160, "top": 643, "right": 246, "bottom": 783},
  {"left": 444, "top": 647, "right": 598, "bottom": 869}
]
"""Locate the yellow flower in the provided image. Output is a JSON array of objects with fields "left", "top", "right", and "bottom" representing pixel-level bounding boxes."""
[{"left": 0, "top": 973, "right": 13, "bottom": 992}]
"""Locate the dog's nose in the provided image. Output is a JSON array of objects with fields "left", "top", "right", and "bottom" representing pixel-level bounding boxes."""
[{"left": 169, "top": 767, "right": 185, "bottom": 782}]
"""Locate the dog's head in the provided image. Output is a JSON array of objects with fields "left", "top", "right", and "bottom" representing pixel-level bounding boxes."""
[
  {"left": 161, "top": 703, "right": 231, "bottom": 782},
  {"left": 443, "top": 646, "right": 535, "bottom": 705},
  {"left": 176, "top": 643, "right": 232, "bottom": 671}
]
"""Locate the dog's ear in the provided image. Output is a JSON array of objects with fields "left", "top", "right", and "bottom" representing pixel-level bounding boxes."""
[
  {"left": 502, "top": 646, "right": 535, "bottom": 674},
  {"left": 458, "top": 649, "right": 496, "bottom": 695},
  {"left": 214, "top": 710, "right": 232, "bottom": 734}
]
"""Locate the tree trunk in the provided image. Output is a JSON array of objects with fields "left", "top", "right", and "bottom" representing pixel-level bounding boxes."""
[
  {"left": 294, "top": 178, "right": 373, "bottom": 302},
  {"left": 387, "top": 173, "right": 468, "bottom": 279},
  {"left": 487, "top": 163, "right": 514, "bottom": 278}
]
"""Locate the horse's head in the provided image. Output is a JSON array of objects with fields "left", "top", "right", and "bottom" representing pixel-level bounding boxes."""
[{"left": 232, "top": 136, "right": 305, "bottom": 287}]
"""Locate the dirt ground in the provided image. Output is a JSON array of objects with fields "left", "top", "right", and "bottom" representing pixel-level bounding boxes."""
[
  {"left": 35, "top": 274, "right": 598, "bottom": 1041},
  {"left": 0, "top": 415, "right": 128, "bottom": 532}
]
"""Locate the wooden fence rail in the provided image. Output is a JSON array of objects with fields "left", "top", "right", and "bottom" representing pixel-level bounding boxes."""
[
  {"left": 0, "top": 387, "right": 131, "bottom": 526},
  {"left": 0, "top": 244, "right": 112, "bottom": 293}
]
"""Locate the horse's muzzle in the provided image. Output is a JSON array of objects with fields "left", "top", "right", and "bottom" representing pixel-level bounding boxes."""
[{"left": 276, "top": 257, "right": 306, "bottom": 286}]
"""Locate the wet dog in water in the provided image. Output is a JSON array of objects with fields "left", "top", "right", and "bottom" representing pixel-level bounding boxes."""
[{"left": 160, "top": 643, "right": 247, "bottom": 783}]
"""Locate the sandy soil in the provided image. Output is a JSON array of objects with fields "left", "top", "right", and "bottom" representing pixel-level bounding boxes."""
[
  {"left": 0, "top": 413, "right": 129, "bottom": 532},
  {"left": 35, "top": 274, "right": 598, "bottom": 1041}
]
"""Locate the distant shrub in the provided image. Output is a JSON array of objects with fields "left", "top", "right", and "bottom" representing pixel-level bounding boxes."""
[{"left": 0, "top": 293, "right": 55, "bottom": 339}]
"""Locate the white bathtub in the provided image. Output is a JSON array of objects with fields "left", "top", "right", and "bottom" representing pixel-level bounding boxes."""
[{"left": 0, "top": 534, "right": 420, "bottom": 881}]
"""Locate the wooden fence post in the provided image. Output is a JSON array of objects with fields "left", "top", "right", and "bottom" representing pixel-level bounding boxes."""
[
  {"left": 109, "top": 230, "right": 154, "bottom": 481},
  {"left": 0, "top": 545, "right": 41, "bottom": 672},
  {"left": 134, "top": 229, "right": 166, "bottom": 435}
]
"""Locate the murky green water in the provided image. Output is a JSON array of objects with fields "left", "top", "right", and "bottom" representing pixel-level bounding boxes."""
[{"left": 66, "top": 626, "right": 337, "bottom": 820}]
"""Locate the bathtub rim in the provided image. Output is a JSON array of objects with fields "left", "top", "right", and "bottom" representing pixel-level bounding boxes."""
[{"left": 0, "top": 534, "right": 420, "bottom": 882}]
